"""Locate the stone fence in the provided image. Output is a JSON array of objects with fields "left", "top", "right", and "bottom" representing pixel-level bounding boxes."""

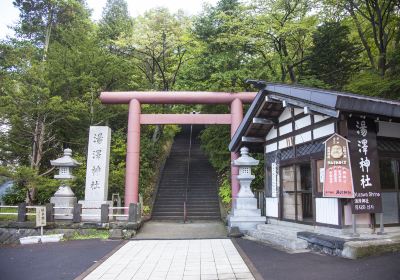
[{"left": 0, "top": 203, "right": 142, "bottom": 244}]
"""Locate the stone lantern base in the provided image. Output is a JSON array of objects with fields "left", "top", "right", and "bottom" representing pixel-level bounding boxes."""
[
  {"left": 50, "top": 185, "right": 76, "bottom": 220},
  {"left": 228, "top": 197, "right": 266, "bottom": 232}
]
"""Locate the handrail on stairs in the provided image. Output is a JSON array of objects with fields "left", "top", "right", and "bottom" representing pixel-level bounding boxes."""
[{"left": 184, "top": 124, "right": 193, "bottom": 223}]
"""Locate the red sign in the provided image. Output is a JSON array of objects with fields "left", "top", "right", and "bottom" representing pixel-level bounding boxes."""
[{"left": 323, "top": 133, "right": 354, "bottom": 198}]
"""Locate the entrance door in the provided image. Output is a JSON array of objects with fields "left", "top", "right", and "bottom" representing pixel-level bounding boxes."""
[
  {"left": 378, "top": 159, "right": 400, "bottom": 224},
  {"left": 281, "top": 163, "right": 314, "bottom": 223}
]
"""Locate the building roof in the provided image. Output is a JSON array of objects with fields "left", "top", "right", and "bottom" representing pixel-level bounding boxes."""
[{"left": 229, "top": 82, "right": 400, "bottom": 153}]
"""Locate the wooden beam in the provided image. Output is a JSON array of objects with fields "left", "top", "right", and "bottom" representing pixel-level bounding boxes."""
[
  {"left": 242, "top": 136, "right": 264, "bottom": 143},
  {"left": 269, "top": 94, "right": 339, "bottom": 118},
  {"left": 252, "top": 118, "right": 275, "bottom": 125}
]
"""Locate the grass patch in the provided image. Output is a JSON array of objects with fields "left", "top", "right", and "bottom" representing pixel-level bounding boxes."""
[{"left": 66, "top": 229, "right": 109, "bottom": 240}]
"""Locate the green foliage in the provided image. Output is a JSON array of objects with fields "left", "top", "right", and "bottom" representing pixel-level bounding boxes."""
[
  {"left": 1, "top": 0, "right": 400, "bottom": 211},
  {"left": 305, "top": 22, "right": 362, "bottom": 90},
  {"left": 1, "top": 166, "right": 59, "bottom": 205},
  {"left": 218, "top": 177, "right": 232, "bottom": 205},
  {"left": 345, "top": 71, "right": 400, "bottom": 100},
  {"left": 200, "top": 125, "right": 231, "bottom": 173}
]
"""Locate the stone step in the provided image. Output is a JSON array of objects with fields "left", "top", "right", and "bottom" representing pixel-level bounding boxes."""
[{"left": 246, "top": 224, "right": 309, "bottom": 251}]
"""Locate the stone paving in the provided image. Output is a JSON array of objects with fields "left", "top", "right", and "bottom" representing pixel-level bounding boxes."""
[{"left": 83, "top": 239, "right": 255, "bottom": 280}]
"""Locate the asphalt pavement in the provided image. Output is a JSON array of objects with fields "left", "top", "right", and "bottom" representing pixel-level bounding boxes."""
[
  {"left": 234, "top": 238, "right": 400, "bottom": 280},
  {"left": 1, "top": 238, "right": 399, "bottom": 280},
  {"left": 0, "top": 239, "right": 122, "bottom": 280}
]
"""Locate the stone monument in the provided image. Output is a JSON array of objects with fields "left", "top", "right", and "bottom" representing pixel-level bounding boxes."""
[
  {"left": 228, "top": 147, "right": 266, "bottom": 232},
  {"left": 50, "top": 148, "right": 80, "bottom": 220},
  {"left": 79, "top": 126, "right": 112, "bottom": 221}
]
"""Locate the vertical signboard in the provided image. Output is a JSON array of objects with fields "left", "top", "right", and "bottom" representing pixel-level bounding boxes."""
[
  {"left": 84, "top": 126, "right": 111, "bottom": 201},
  {"left": 36, "top": 206, "right": 46, "bottom": 227},
  {"left": 271, "top": 161, "right": 279, "bottom": 198},
  {"left": 348, "top": 117, "right": 382, "bottom": 213},
  {"left": 323, "top": 133, "right": 354, "bottom": 198}
]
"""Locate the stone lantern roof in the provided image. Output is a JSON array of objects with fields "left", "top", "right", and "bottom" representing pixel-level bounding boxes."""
[
  {"left": 233, "top": 147, "right": 259, "bottom": 167},
  {"left": 50, "top": 148, "right": 80, "bottom": 167}
]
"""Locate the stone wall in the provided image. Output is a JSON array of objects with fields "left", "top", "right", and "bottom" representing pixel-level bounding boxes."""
[{"left": 0, "top": 221, "right": 141, "bottom": 245}]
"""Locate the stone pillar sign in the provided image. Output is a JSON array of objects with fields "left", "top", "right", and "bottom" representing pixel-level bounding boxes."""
[{"left": 79, "top": 126, "right": 112, "bottom": 221}]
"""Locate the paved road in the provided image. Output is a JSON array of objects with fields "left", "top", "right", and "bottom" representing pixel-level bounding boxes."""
[
  {"left": 1, "top": 237, "right": 400, "bottom": 280},
  {"left": 0, "top": 239, "right": 122, "bottom": 280},
  {"left": 234, "top": 238, "right": 400, "bottom": 280}
]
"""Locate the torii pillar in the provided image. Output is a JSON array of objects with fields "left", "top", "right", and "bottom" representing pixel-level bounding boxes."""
[{"left": 100, "top": 91, "right": 256, "bottom": 206}]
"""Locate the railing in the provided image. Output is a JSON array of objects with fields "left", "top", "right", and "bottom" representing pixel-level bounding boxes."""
[
  {"left": 184, "top": 124, "right": 193, "bottom": 223},
  {"left": 0, "top": 203, "right": 140, "bottom": 224}
]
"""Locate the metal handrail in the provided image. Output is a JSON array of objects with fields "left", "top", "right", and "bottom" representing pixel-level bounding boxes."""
[{"left": 184, "top": 124, "right": 193, "bottom": 223}]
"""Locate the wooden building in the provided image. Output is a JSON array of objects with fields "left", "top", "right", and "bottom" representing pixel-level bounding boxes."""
[{"left": 229, "top": 82, "right": 400, "bottom": 228}]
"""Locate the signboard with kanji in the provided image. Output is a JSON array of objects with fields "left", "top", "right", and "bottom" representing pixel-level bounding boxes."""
[
  {"left": 36, "top": 206, "right": 46, "bottom": 227},
  {"left": 323, "top": 133, "right": 354, "bottom": 198},
  {"left": 271, "top": 161, "right": 279, "bottom": 198},
  {"left": 348, "top": 117, "right": 382, "bottom": 214},
  {"left": 84, "top": 126, "right": 111, "bottom": 201}
]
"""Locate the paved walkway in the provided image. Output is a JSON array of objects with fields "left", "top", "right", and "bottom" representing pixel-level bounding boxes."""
[
  {"left": 83, "top": 239, "right": 254, "bottom": 280},
  {"left": 134, "top": 221, "right": 227, "bottom": 239}
]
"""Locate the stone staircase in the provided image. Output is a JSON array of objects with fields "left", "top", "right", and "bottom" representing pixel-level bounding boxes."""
[
  {"left": 246, "top": 221, "right": 310, "bottom": 252},
  {"left": 152, "top": 125, "right": 221, "bottom": 221}
]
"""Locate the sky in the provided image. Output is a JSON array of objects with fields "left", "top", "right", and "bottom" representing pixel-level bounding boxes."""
[{"left": 0, "top": 0, "right": 219, "bottom": 39}]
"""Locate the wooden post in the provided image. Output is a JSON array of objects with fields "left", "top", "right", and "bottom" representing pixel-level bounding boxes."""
[
  {"left": 128, "top": 203, "right": 138, "bottom": 223},
  {"left": 101, "top": 204, "right": 109, "bottom": 223},
  {"left": 45, "top": 203, "right": 54, "bottom": 223},
  {"left": 73, "top": 203, "right": 82, "bottom": 223},
  {"left": 18, "top": 202, "right": 27, "bottom": 222}
]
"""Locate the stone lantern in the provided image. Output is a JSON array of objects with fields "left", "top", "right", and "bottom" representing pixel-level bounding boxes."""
[
  {"left": 228, "top": 147, "right": 266, "bottom": 232},
  {"left": 50, "top": 148, "right": 80, "bottom": 220}
]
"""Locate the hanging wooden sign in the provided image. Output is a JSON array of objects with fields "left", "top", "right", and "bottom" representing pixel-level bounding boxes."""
[{"left": 323, "top": 133, "right": 354, "bottom": 198}]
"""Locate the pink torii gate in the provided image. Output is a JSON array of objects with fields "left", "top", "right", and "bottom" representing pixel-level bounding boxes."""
[{"left": 100, "top": 91, "right": 256, "bottom": 206}]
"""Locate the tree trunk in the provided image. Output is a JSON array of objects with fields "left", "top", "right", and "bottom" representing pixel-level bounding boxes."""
[
  {"left": 31, "top": 117, "right": 45, "bottom": 171},
  {"left": 348, "top": 5, "right": 376, "bottom": 69}
]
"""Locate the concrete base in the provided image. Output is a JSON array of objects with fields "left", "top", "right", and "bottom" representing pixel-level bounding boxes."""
[
  {"left": 78, "top": 200, "right": 112, "bottom": 222},
  {"left": 50, "top": 196, "right": 76, "bottom": 220},
  {"left": 228, "top": 196, "right": 266, "bottom": 232}
]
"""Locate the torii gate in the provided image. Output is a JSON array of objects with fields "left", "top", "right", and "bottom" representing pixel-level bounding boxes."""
[{"left": 100, "top": 91, "right": 256, "bottom": 206}]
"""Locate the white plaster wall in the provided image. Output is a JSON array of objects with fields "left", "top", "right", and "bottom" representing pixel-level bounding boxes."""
[
  {"left": 294, "top": 108, "right": 303, "bottom": 115},
  {"left": 279, "top": 123, "right": 293, "bottom": 135},
  {"left": 279, "top": 108, "right": 292, "bottom": 122},
  {"left": 278, "top": 137, "right": 293, "bottom": 149},
  {"left": 294, "top": 116, "right": 311, "bottom": 130},
  {"left": 265, "top": 197, "right": 279, "bottom": 218},
  {"left": 313, "top": 123, "right": 335, "bottom": 140},
  {"left": 265, "top": 143, "right": 278, "bottom": 153},
  {"left": 314, "top": 115, "right": 329, "bottom": 123},
  {"left": 266, "top": 127, "right": 278, "bottom": 141},
  {"left": 295, "top": 131, "right": 312, "bottom": 145},
  {"left": 315, "top": 198, "right": 339, "bottom": 225}
]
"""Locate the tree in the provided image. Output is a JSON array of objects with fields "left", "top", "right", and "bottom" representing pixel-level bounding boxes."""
[
  {"left": 327, "top": 0, "right": 400, "bottom": 76},
  {"left": 117, "top": 8, "right": 191, "bottom": 91},
  {"left": 305, "top": 22, "right": 362, "bottom": 90},
  {"left": 98, "top": 0, "right": 133, "bottom": 46}
]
